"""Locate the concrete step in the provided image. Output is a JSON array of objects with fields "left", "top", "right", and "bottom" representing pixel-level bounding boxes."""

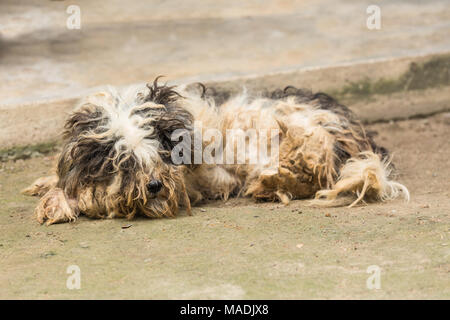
[
  {"left": 1, "top": 52, "right": 449, "bottom": 149},
  {"left": 1, "top": 0, "right": 449, "bottom": 148}
]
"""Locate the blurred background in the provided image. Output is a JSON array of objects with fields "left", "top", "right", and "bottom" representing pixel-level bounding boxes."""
[{"left": 1, "top": 0, "right": 449, "bottom": 106}]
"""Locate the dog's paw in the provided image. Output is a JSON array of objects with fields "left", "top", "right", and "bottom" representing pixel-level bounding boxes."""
[
  {"left": 22, "top": 175, "right": 58, "bottom": 197},
  {"left": 35, "top": 188, "right": 78, "bottom": 225}
]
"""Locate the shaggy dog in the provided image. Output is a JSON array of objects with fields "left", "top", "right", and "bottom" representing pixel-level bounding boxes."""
[{"left": 23, "top": 78, "right": 409, "bottom": 225}]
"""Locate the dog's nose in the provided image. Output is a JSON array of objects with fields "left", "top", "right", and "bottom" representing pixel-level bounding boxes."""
[{"left": 147, "top": 180, "right": 163, "bottom": 194}]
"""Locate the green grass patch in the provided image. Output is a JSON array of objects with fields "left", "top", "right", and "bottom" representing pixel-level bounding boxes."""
[
  {"left": 0, "top": 141, "right": 59, "bottom": 162},
  {"left": 329, "top": 54, "right": 450, "bottom": 102}
]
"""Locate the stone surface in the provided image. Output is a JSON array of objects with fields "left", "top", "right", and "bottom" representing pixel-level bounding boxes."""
[
  {"left": 1, "top": 114, "right": 449, "bottom": 299},
  {"left": 1, "top": 0, "right": 449, "bottom": 106}
]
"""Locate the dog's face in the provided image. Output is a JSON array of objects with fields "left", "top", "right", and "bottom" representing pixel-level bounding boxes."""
[{"left": 56, "top": 80, "right": 192, "bottom": 219}]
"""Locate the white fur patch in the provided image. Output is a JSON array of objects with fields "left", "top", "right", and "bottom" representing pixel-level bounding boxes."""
[{"left": 87, "top": 86, "right": 162, "bottom": 168}]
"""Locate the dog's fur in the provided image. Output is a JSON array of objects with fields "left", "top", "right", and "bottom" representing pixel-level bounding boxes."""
[{"left": 23, "top": 78, "right": 409, "bottom": 225}]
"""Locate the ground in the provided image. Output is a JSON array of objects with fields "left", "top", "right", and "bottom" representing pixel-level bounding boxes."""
[
  {"left": 1, "top": 0, "right": 449, "bottom": 300},
  {"left": 0, "top": 114, "right": 449, "bottom": 299}
]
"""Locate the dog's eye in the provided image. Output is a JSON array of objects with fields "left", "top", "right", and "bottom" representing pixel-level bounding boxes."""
[{"left": 147, "top": 180, "right": 163, "bottom": 193}]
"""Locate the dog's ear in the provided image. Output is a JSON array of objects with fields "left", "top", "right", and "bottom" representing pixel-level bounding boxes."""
[
  {"left": 154, "top": 105, "right": 194, "bottom": 162},
  {"left": 64, "top": 92, "right": 112, "bottom": 140},
  {"left": 63, "top": 103, "right": 105, "bottom": 140},
  {"left": 141, "top": 77, "right": 194, "bottom": 162}
]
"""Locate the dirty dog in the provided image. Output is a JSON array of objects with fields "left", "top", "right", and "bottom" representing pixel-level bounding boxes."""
[{"left": 23, "top": 78, "right": 409, "bottom": 225}]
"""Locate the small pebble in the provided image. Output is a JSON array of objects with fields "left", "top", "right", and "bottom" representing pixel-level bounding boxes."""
[{"left": 79, "top": 242, "right": 89, "bottom": 249}]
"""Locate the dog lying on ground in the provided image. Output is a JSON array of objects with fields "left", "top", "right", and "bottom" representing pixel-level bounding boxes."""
[{"left": 23, "top": 78, "right": 409, "bottom": 225}]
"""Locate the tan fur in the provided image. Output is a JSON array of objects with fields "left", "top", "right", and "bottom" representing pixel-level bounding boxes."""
[
  {"left": 21, "top": 175, "right": 58, "bottom": 197},
  {"left": 187, "top": 93, "right": 408, "bottom": 207},
  {"left": 35, "top": 188, "right": 78, "bottom": 225},
  {"left": 312, "top": 152, "right": 410, "bottom": 207},
  {"left": 23, "top": 81, "right": 409, "bottom": 225}
]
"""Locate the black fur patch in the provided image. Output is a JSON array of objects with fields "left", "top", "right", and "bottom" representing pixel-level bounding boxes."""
[
  {"left": 57, "top": 137, "right": 117, "bottom": 197},
  {"left": 63, "top": 105, "right": 108, "bottom": 140},
  {"left": 270, "top": 87, "right": 356, "bottom": 121},
  {"left": 142, "top": 76, "right": 182, "bottom": 106},
  {"left": 138, "top": 77, "right": 194, "bottom": 162},
  {"left": 269, "top": 86, "right": 391, "bottom": 170}
]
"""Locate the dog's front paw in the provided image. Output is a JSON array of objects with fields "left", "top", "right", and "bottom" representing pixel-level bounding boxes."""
[
  {"left": 35, "top": 188, "right": 78, "bottom": 225},
  {"left": 22, "top": 175, "right": 58, "bottom": 197}
]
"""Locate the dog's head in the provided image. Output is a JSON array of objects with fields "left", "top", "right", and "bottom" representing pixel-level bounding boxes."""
[{"left": 57, "top": 78, "right": 193, "bottom": 219}]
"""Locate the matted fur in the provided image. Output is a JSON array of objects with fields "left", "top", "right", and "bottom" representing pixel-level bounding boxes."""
[{"left": 24, "top": 78, "right": 409, "bottom": 225}]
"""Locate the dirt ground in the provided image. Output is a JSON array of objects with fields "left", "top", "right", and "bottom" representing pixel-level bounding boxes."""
[
  {"left": 1, "top": 0, "right": 449, "bottom": 300},
  {"left": 0, "top": 113, "right": 449, "bottom": 299}
]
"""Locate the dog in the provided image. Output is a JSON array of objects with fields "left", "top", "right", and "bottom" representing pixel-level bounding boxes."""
[{"left": 22, "top": 78, "right": 409, "bottom": 225}]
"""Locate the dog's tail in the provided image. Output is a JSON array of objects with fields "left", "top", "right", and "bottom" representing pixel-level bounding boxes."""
[{"left": 311, "top": 151, "right": 409, "bottom": 207}]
